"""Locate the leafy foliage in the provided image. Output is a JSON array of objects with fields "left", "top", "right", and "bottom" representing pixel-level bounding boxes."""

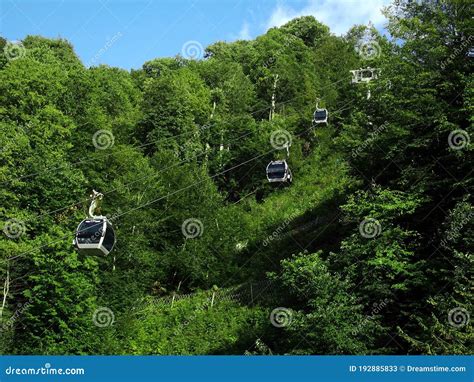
[{"left": 0, "top": 1, "right": 472, "bottom": 355}]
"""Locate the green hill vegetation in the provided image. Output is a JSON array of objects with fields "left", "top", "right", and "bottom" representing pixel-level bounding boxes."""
[{"left": 0, "top": 1, "right": 472, "bottom": 355}]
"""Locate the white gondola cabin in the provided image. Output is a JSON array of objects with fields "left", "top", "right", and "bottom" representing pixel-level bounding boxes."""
[
  {"left": 73, "top": 190, "right": 116, "bottom": 256},
  {"left": 73, "top": 218, "right": 116, "bottom": 256},
  {"left": 266, "top": 160, "right": 292, "bottom": 183},
  {"left": 350, "top": 68, "right": 379, "bottom": 84},
  {"left": 313, "top": 108, "right": 328, "bottom": 124}
]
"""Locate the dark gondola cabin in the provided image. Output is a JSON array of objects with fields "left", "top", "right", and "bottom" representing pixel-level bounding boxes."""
[
  {"left": 313, "top": 109, "right": 328, "bottom": 124},
  {"left": 266, "top": 160, "right": 292, "bottom": 183},
  {"left": 73, "top": 218, "right": 116, "bottom": 256}
]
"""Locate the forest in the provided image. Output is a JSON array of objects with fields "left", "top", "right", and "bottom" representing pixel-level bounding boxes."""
[{"left": 0, "top": 0, "right": 472, "bottom": 355}]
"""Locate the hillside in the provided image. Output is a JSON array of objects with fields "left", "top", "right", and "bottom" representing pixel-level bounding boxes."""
[{"left": 0, "top": 1, "right": 472, "bottom": 355}]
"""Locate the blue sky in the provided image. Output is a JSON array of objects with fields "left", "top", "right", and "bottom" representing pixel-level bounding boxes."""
[{"left": 0, "top": 0, "right": 391, "bottom": 70}]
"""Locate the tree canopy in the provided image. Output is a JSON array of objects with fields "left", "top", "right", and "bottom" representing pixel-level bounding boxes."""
[{"left": 0, "top": 2, "right": 472, "bottom": 355}]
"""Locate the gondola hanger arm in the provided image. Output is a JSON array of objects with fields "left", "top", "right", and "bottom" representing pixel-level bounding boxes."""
[{"left": 88, "top": 190, "right": 104, "bottom": 219}]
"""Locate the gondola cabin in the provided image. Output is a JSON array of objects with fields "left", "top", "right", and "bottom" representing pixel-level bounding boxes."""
[
  {"left": 313, "top": 108, "right": 328, "bottom": 124},
  {"left": 266, "top": 160, "right": 292, "bottom": 183},
  {"left": 73, "top": 218, "right": 116, "bottom": 256},
  {"left": 351, "top": 68, "right": 379, "bottom": 84}
]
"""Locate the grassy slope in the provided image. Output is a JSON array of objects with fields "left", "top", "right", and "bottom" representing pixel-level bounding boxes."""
[{"left": 126, "top": 126, "right": 355, "bottom": 354}]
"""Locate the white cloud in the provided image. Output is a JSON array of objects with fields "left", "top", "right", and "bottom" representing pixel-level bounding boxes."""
[
  {"left": 238, "top": 22, "right": 252, "bottom": 40},
  {"left": 265, "top": 0, "right": 391, "bottom": 35}
]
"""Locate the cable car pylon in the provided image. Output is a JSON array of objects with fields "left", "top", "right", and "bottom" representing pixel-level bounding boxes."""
[{"left": 266, "top": 74, "right": 292, "bottom": 184}]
